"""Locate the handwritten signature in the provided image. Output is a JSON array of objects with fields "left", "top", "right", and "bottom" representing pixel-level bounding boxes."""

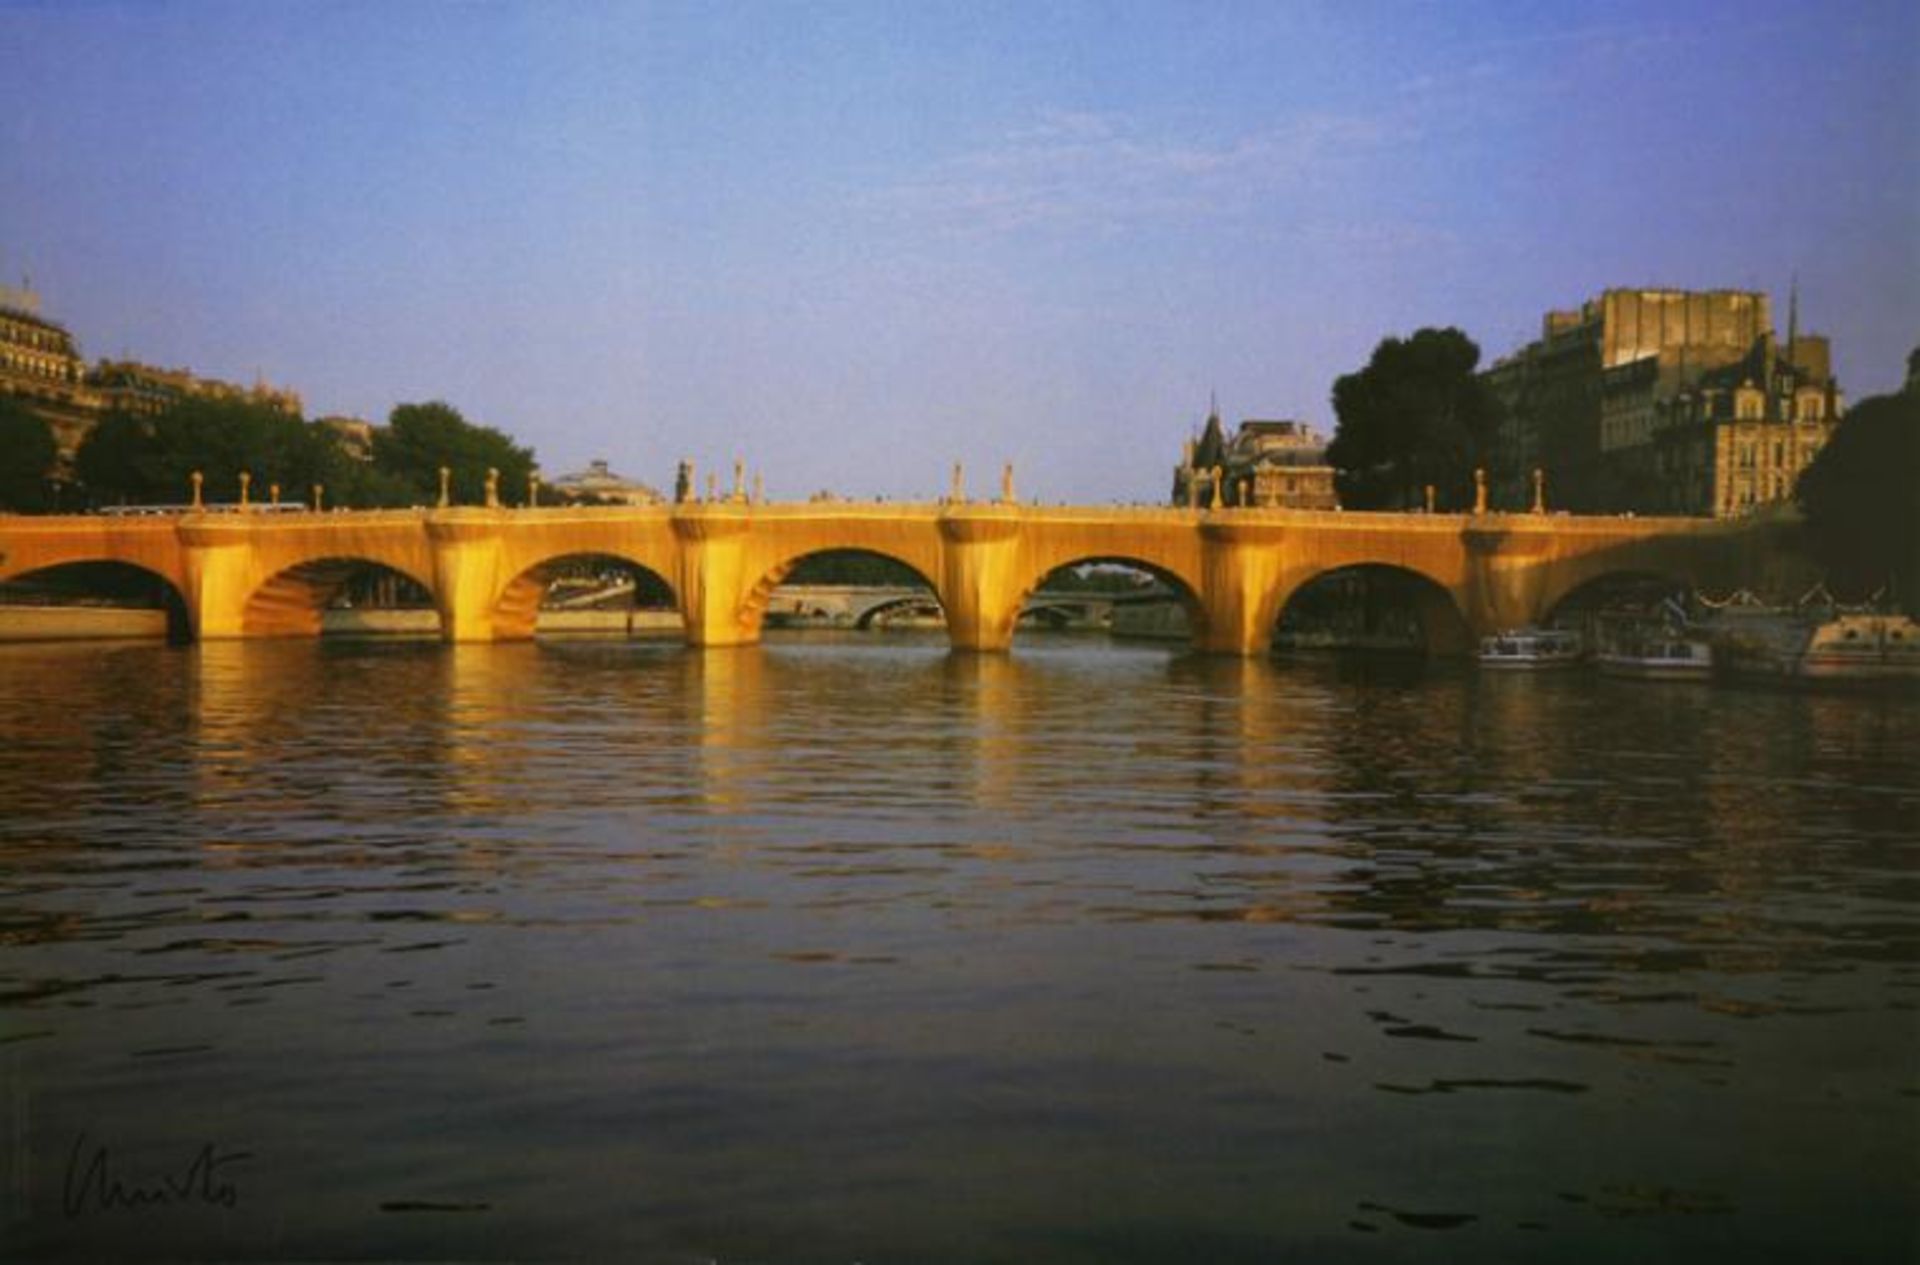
[{"left": 62, "top": 1131, "right": 252, "bottom": 1217}]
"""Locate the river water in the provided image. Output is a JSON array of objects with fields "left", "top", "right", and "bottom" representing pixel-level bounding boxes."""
[{"left": 1, "top": 633, "right": 1914, "bottom": 1262}]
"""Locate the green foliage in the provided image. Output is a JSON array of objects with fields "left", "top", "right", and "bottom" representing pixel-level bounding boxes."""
[
  {"left": 319, "top": 452, "right": 419, "bottom": 509},
  {"left": 74, "top": 410, "right": 164, "bottom": 504},
  {"left": 76, "top": 398, "right": 336, "bottom": 506},
  {"left": 1325, "top": 328, "right": 1505, "bottom": 510},
  {"left": 0, "top": 397, "right": 59, "bottom": 511},
  {"left": 372, "top": 401, "right": 536, "bottom": 507},
  {"left": 72, "top": 395, "right": 539, "bottom": 510},
  {"left": 1795, "top": 390, "right": 1919, "bottom": 610}
]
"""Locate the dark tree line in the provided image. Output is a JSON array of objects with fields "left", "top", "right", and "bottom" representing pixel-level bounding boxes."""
[
  {"left": 0, "top": 395, "right": 535, "bottom": 512},
  {"left": 1795, "top": 386, "right": 1918, "bottom": 611},
  {"left": 0, "top": 396, "right": 59, "bottom": 511}
]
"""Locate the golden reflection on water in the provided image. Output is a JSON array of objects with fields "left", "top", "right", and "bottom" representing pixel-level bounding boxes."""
[{"left": 691, "top": 644, "right": 770, "bottom": 812}]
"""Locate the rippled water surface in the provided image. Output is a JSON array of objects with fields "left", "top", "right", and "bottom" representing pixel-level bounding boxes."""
[{"left": 2, "top": 634, "right": 1915, "bottom": 1261}]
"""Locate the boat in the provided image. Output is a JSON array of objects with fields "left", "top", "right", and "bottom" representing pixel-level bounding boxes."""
[
  {"left": 1596, "top": 635, "right": 1714, "bottom": 680},
  {"left": 1701, "top": 589, "right": 1920, "bottom": 684},
  {"left": 1796, "top": 612, "right": 1920, "bottom": 682},
  {"left": 1478, "top": 627, "right": 1583, "bottom": 669},
  {"left": 1592, "top": 602, "right": 1714, "bottom": 680}
]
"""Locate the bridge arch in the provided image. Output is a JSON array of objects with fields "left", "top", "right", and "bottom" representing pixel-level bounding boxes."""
[
  {"left": 0, "top": 559, "right": 192, "bottom": 641},
  {"left": 742, "top": 547, "right": 945, "bottom": 641},
  {"left": 1010, "top": 556, "right": 1208, "bottom": 647},
  {"left": 1542, "top": 569, "right": 1696, "bottom": 627},
  {"left": 853, "top": 593, "right": 946, "bottom": 630},
  {"left": 1268, "top": 562, "right": 1471, "bottom": 656},
  {"left": 491, "top": 551, "right": 680, "bottom": 640},
  {"left": 243, "top": 557, "right": 442, "bottom": 637}
]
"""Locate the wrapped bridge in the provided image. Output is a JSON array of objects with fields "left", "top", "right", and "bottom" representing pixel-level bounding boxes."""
[{"left": 0, "top": 501, "right": 1795, "bottom": 655}]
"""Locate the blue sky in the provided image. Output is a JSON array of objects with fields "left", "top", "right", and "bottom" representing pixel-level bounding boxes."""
[{"left": 3, "top": 0, "right": 1915, "bottom": 502}]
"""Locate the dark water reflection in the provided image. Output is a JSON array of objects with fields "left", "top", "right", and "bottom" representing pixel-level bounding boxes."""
[{"left": 0, "top": 634, "right": 1914, "bottom": 1261}]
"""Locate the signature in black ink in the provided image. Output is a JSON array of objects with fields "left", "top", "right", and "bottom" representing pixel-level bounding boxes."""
[{"left": 62, "top": 1131, "right": 252, "bottom": 1217}]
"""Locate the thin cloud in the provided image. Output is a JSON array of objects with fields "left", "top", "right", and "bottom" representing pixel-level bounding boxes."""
[{"left": 862, "top": 109, "right": 1395, "bottom": 237}]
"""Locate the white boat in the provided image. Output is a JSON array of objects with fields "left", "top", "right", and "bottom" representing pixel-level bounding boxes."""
[
  {"left": 1596, "top": 635, "right": 1714, "bottom": 680},
  {"left": 1797, "top": 612, "right": 1920, "bottom": 682},
  {"left": 1478, "top": 627, "right": 1583, "bottom": 669}
]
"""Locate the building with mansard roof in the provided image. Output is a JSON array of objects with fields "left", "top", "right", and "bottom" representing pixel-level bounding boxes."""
[{"left": 1482, "top": 287, "right": 1844, "bottom": 517}]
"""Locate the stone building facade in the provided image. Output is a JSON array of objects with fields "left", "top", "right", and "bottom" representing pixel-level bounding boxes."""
[
  {"left": 1483, "top": 287, "right": 1842, "bottom": 517},
  {"left": 0, "top": 285, "right": 103, "bottom": 458},
  {"left": 1622, "top": 333, "right": 1841, "bottom": 516},
  {"left": 1172, "top": 409, "right": 1339, "bottom": 510},
  {"left": 89, "top": 359, "right": 302, "bottom": 421}
]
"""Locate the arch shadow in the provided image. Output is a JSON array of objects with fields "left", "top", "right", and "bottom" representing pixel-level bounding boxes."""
[
  {"left": 1013, "top": 556, "right": 1207, "bottom": 648},
  {"left": 1270, "top": 563, "right": 1471, "bottom": 657},
  {"left": 1543, "top": 569, "right": 1695, "bottom": 625},
  {"left": 494, "top": 551, "right": 681, "bottom": 640},
  {"left": 0, "top": 560, "right": 192, "bottom": 642},
  {"left": 744, "top": 548, "right": 945, "bottom": 640},
  {"left": 245, "top": 557, "right": 441, "bottom": 638}
]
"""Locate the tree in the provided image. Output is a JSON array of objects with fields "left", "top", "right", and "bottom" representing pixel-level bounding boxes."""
[
  {"left": 372, "top": 401, "right": 536, "bottom": 507},
  {"left": 318, "top": 452, "right": 419, "bottom": 509},
  {"left": 1796, "top": 389, "right": 1919, "bottom": 610},
  {"left": 1325, "top": 328, "right": 1505, "bottom": 511},
  {"left": 0, "top": 397, "right": 59, "bottom": 511},
  {"left": 75, "top": 397, "right": 332, "bottom": 506},
  {"left": 75, "top": 409, "right": 167, "bottom": 505}
]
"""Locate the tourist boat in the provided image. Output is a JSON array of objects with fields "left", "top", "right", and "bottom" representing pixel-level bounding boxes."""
[
  {"left": 1592, "top": 605, "right": 1714, "bottom": 680},
  {"left": 1595, "top": 635, "right": 1714, "bottom": 680},
  {"left": 1477, "top": 627, "right": 1583, "bottom": 669}
]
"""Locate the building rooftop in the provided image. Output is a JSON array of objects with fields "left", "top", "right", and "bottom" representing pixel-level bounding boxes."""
[{"left": 547, "top": 458, "right": 662, "bottom": 504}]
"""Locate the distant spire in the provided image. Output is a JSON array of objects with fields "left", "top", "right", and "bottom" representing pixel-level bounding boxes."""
[
  {"left": 1787, "top": 273, "right": 1799, "bottom": 357},
  {"left": 1209, "top": 387, "right": 1219, "bottom": 421}
]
